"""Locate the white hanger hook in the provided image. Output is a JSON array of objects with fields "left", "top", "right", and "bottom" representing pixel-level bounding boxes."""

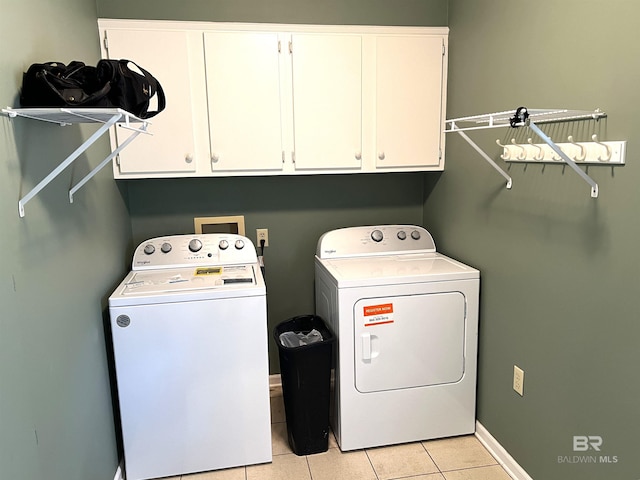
[
  {"left": 527, "top": 138, "right": 544, "bottom": 160},
  {"left": 511, "top": 138, "right": 526, "bottom": 160},
  {"left": 568, "top": 135, "right": 587, "bottom": 161},
  {"left": 496, "top": 139, "right": 509, "bottom": 159},
  {"left": 591, "top": 134, "right": 612, "bottom": 161},
  {"left": 546, "top": 137, "right": 561, "bottom": 161}
]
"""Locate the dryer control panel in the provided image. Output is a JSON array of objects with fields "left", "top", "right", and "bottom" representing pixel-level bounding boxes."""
[
  {"left": 316, "top": 225, "right": 436, "bottom": 259},
  {"left": 132, "top": 234, "right": 258, "bottom": 270}
]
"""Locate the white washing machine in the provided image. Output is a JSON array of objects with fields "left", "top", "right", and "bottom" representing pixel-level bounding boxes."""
[
  {"left": 109, "top": 234, "right": 271, "bottom": 480},
  {"left": 315, "top": 225, "right": 479, "bottom": 451}
]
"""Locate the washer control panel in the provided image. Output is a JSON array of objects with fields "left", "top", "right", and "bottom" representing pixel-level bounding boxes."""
[
  {"left": 317, "top": 225, "right": 436, "bottom": 259},
  {"left": 132, "top": 234, "right": 257, "bottom": 270}
]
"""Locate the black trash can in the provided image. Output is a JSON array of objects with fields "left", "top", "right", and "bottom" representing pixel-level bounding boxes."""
[{"left": 274, "top": 314, "right": 335, "bottom": 456}]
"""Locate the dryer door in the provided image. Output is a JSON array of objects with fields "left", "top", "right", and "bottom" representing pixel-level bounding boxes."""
[{"left": 354, "top": 292, "right": 465, "bottom": 393}]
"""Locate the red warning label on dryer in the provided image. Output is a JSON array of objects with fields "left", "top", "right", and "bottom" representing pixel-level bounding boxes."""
[
  {"left": 363, "top": 303, "right": 393, "bottom": 316},
  {"left": 363, "top": 303, "right": 394, "bottom": 326}
]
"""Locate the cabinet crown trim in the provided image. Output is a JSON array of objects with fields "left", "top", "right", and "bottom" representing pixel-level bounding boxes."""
[{"left": 98, "top": 19, "right": 449, "bottom": 36}]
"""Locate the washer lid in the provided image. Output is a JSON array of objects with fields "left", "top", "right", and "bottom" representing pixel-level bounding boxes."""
[
  {"left": 123, "top": 264, "right": 257, "bottom": 294},
  {"left": 316, "top": 253, "right": 478, "bottom": 287},
  {"left": 109, "top": 264, "right": 264, "bottom": 307}
]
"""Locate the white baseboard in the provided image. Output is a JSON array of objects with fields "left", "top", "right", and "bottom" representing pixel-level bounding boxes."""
[{"left": 475, "top": 421, "right": 534, "bottom": 480}]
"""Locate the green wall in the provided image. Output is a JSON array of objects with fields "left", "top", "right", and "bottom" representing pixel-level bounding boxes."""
[
  {"left": 0, "top": 1, "right": 133, "bottom": 479},
  {"left": 426, "top": 1, "right": 640, "bottom": 479},
  {"left": 97, "top": 0, "right": 448, "bottom": 26}
]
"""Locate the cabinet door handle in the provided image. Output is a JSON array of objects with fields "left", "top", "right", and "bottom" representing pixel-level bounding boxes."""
[
  {"left": 211, "top": 154, "right": 220, "bottom": 163},
  {"left": 355, "top": 151, "right": 362, "bottom": 160},
  {"left": 378, "top": 152, "right": 385, "bottom": 160},
  {"left": 185, "top": 154, "right": 194, "bottom": 163}
]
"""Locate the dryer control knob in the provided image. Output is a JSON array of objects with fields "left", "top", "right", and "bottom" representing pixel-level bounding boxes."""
[
  {"left": 397, "top": 231, "right": 407, "bottom": 240},
  {"left": 411, "top": 230, "right": 421, "bottom": 240},
  {"left": 219, "top": 239, "right": 229, "bottom": 250},
  {"left": 235, "top": 239, "right": 245, "bottom": 250},
  {"left": 371, "top": 229, "right": 384, "bottom": 242},
  {"left": 161, "top": 242, "right": 172, "bottom": 253},
  {"left": 143, "top": 244, "right": 156, "bottom": 255},
  {"left": 189, "top": 239, "right": 203, "bottom": 253}
]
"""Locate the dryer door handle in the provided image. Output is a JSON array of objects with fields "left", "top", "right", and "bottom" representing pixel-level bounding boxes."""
[
  {"left": 362, "top": 333, "right": 372, "bottom": 361},
  {"left": 361, "top": 333, "right": 379, "bottom": 362}
]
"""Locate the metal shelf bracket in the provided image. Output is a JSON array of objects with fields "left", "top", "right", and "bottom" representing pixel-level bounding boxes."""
[
  {"left": 2, "top": 107, "right": 150, "bottom": 217},
  {"left": 527, "top": 121, "right": 598, "bottom": 198},
  {"left": 448, "top": 120, "right": 513, "bottom": 190}
]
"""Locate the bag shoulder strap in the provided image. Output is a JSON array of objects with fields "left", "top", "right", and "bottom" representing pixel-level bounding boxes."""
[{"left": 120, "top": 59, "right": 166, "bottom": 118}]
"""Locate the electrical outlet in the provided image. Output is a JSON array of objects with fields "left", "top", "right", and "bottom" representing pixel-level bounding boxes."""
[
  {"left": 256, "top": 228, "right": 269, "bottom": 247},
  {"left": 513, "top": 365, "right": 524, "bottom": 396}
]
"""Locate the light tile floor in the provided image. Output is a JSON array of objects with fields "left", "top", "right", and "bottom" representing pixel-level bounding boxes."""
[{"left": 166, "top": 386, "right": 514, "bottom": 480}]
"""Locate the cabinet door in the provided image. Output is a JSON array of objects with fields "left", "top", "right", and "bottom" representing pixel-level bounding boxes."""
[
  {"left": 105, "top": 29, "right": 202, "bottom": 174},
  {"left": 375, "top": 35, "right": 445, "bottom": 169},
  {"left": 204, "top": 32, "right": 285, "bottom": 172},
  {"left": 290, "top": 34, "right": 363, "bottom": 171}
]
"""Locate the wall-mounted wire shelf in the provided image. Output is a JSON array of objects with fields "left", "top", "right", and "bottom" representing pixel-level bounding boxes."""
[
  {"left": 2, "top": 107, "right": 151, "bottom": 217},
  {"left": 444, "top": 108, "right": 615, "bottom": 198}
]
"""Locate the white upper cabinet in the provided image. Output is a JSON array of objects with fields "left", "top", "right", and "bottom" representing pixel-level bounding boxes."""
[
  {"left": 289, "top": 33, "right": 363, "bottom": 171},
  {"left": 375, "top": 35, "right": 445, "bottom": 169},
  {"left": 204, "top": 31, "right": 285, "bottom": 173},
  {"left": 98, "top": 21, "right": 448, "bottom": 178},
  {"left": 102, "top": 28, "right": 208, "bottom": 175}
]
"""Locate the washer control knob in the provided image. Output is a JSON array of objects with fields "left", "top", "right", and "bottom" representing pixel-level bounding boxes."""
[
  {"left": 371, "top": 229, "right": 384, "bottom": 242},
  {"left": 411, "top": 230, "right": 421, "bottom": 240},
  {"left": 161, "top": 242, "right": 172, "bottom": 253},
  {"left": 143, "top": 244, "right": 155, "bottom": 255},
  {"left": 235, "top": 239, "right": 245, "bottom": 250},
  {"left": 397, "top": 231, "right": 407, "bottom": 240},
  {"left": 188, "top": 239, "right": 203, "bottom": 253},
  {"left": 219, "top": 239, "right": 229, "bottom": 250}
]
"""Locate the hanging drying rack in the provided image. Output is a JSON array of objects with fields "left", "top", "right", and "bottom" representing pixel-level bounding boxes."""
[
  {"left": 1, "top": 107, "right": 151, "bottom": 217},
  {"left": 444, "top": 107, "right": 608, "bottom": 198}
]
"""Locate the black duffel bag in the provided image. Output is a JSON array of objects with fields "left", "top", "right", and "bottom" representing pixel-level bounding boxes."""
[
  {"left": 20, "top": 59, "right": 165, "bottom": 119},
  {"left": 20, "top": 61, "right": 111, "bottom": 109}
]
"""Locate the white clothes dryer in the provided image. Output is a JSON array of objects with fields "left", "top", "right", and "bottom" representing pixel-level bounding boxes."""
[
  {"left": 315, "top": 225, "right": 479, "bottom": 451},
  {"left": 109, "top": 234, "right": 271, "bottom": 480}
]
